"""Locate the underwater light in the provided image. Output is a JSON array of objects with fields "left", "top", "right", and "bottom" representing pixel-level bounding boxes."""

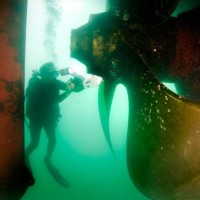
[
  {"left": 59, "top": 67, "right": 73, "bottom": 76},
  {"left": 59, "top": 66, "right": 84, "bottom": 76},
  {"left": 60, "top": 66, "right": 102, "bottom": 89}
]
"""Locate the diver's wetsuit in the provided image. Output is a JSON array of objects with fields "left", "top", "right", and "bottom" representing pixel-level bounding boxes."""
[{"left": 25, "top": 76, "right": 71, "bottom": 165}]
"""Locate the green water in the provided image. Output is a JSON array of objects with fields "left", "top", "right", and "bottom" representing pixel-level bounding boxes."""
[
  {"left": 22, "top": 85, "right": 150, "bottom": 200},
  {"left": 22, "top": 0, "right": 199, "bottom": 199},
  {"left": 22, "top": 83, "right": 176, "bottom": 200}
]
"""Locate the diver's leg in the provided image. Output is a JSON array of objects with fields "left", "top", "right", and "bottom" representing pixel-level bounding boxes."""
[
  {"left": 25, "top": 118, "right": 42, "bottom": 167},
  {"left": 43, "top": 119, "right": 57, "bottom": 162}
]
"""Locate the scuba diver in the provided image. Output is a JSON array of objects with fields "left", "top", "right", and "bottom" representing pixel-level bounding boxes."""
[
  {"left": 25, "top": 61, "right": 102, "bottom": 186},
  {"left": 25, "top": 62, "right": 84, "bottom": 186}
]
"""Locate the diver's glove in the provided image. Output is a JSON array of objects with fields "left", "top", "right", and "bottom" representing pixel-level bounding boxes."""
[
  {"left": 71, "top": 74, "right": 85, "bottom": 92},
  {"left": 82, "top": 75, "right": 102, "bottom": 88}
]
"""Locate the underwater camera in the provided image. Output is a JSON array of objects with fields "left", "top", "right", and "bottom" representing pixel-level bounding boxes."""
[{"left": 60, "top": 67, "right": 85, "bottom": 92}]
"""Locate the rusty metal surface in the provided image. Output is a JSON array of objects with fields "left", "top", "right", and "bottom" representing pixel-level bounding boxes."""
[{"left": 0, "top": 0, "right": 30, "bottom": 199}]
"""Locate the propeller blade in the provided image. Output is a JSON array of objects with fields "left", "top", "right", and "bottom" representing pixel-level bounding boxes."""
[{"left": 98, "top": 80, "right": 117, "bottom": 156}]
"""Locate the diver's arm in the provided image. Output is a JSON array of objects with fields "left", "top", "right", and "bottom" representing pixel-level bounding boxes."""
[{"left": 57, "top": 90, "right": 72, "bottom": 103}]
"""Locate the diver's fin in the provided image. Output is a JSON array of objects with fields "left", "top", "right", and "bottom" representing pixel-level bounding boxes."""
[
  {"left": 44, "top": 158, "right": 70, "bottom": 188},
  {"left": 98, "top": 80, "right": 117, "bottom": 157}
]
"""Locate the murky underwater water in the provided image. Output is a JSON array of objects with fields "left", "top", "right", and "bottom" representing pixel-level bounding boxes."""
[
  {"left": 22, "top": 0, "right": 199, "bottom": 199},
  {"left": 22, "top": 85, "right": 150, "bottom": 200},
  {"left": 23, "top": 0, "right": 148, "bottom": 199},
  {"left": 22, "top": 83, "right": 176, "bottom": 200}
]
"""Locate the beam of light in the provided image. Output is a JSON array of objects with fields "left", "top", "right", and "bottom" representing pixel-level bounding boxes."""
[{"left": 55, "top": 0, "right": 84, "bottom": 12}]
